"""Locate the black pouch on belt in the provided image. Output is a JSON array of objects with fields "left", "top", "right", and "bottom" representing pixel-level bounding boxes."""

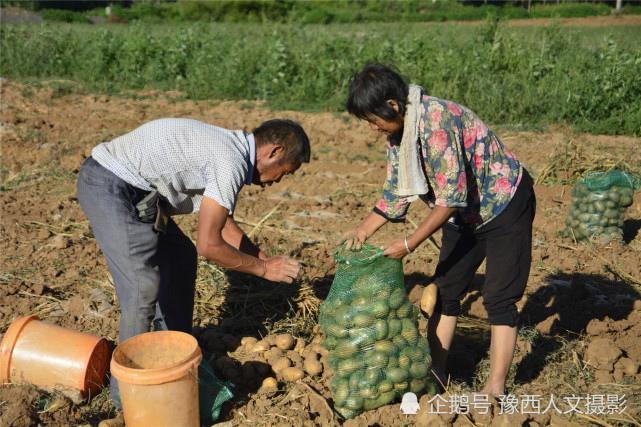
[{"left": 135, "top": 191, "right": 168, "bottom": 234}]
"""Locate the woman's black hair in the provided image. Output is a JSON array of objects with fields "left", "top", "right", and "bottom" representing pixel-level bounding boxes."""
[{"left": 346, "top": 63, "right": 409, "bottom": 122}]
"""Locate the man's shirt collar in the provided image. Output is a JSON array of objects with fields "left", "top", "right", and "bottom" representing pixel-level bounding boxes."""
[{"left": 246, "top": 133, "right": 256, "bottom": 185}]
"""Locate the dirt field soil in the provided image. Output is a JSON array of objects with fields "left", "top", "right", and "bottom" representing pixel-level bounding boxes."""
[{"left": 1, "top": 60, "right": 640, "bottom": 427}]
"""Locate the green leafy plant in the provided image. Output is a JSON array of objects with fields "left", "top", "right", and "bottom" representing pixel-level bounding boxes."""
[{"left": 1, "top": 19, "right": 639, "bottom": 136}]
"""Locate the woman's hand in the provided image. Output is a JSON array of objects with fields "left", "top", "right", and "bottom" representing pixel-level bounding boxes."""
[
  {"left": 338, "top": 228, "right": 369, "bottom": 250},
  {"left": 383, "top": 206, "right": 458, "bottom": 259},
  {"left": 338, "top": 212, "right": 389, "bottom": 251},
  {"left": 382, "top": 236, "right": 411, "bottom": 259}
]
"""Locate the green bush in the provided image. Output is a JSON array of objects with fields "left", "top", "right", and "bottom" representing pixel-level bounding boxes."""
[
  {"left": 174, "top": 0, "right": 294, "bottom": 23},
  {"left": 528, "top": 2, "right": 611, "bottom": 19},
  {"left": 38, "top": 8, "right": 88, "bottom": 23},
  {"left": 299, "top": 8, "right": 334, "bottom": 25},
  {"left": 1, "top": 20, "right": 639, "bottom": 136},
  {"left": 22, "top": 1, "right": 640, "bottom": 24}
]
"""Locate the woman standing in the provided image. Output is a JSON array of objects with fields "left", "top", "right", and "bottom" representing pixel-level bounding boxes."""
[{"left": 339, "top": 63, "right": 536, "bottom": 395}]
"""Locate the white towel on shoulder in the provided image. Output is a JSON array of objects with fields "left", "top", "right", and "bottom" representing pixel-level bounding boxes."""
[{"left": 397, "top": 84, "right": 429, "bottom": 201}]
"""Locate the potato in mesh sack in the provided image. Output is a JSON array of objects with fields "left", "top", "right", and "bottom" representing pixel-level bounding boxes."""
[
  {"left": 563, "top": 170, "right": 640, "bottom": 243},
  {"left": 319, "top": 244, "right": 437, "bottom": 419}
]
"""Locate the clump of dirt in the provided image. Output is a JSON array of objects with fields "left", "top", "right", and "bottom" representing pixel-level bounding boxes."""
[
  {"left": 0, "top": 386, "right": 87, "bottom": 426},
  {"left": 1, "top": 76, "right": 640, "bottom": 426},
  {"left": 0, "top": 387, "right": 40, "bottom": 427}
]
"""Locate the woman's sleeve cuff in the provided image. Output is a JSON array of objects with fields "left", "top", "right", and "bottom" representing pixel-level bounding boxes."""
[{"left": 373, "top": 207, "right": 406, "bottom": 223}]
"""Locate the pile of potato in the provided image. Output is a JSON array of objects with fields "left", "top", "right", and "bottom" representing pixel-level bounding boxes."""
[
  {"left": 200, "top": 330, "right": 328, "bottom": 391},
  {"left": 564, "top": 180, "right": 634, "bottom": 241},
  {"left": 319, "top": 272, "right": 437, "bottom": 419}
]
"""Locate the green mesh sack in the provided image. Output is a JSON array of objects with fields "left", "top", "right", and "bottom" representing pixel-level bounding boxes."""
[
  {"left": 319, "top": 244, "right": 437, "bottom": 420},
  {"left": 563, "top": 171, "right": 639, "bottom": 242},
  {"left": 198, "top": 358, "right": 234, "bottom": 426}
]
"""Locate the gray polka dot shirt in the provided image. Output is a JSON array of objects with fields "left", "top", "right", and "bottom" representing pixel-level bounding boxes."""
[{"left": 92, "top": 118, "right": 255, "bottom": 215}]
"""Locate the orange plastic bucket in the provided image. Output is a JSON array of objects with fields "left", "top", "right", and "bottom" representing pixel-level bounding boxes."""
[
  {"left": 111, "top": 330, "right": 202, "bottom": 427},
  {"left": 0, "top": 315, "right": 110, "bottom": 398}
]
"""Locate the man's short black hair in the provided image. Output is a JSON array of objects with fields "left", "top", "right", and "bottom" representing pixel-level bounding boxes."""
[
  {"left": 253, "top": 119, "right": 311, "bottom": 165},
  {"left": 346, "top": 63, "right": 409, "bottom": 121}
]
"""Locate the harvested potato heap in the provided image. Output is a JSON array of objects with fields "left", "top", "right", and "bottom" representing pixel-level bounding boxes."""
[
  {"left": 228, "top": 333, "right": 328, "bottom": 391},
  {"left": 563, "top": 171, "right": 640, "bottom": 242},
  {"left": 319, "top": 244, "right": 437, "bottom": 419}
]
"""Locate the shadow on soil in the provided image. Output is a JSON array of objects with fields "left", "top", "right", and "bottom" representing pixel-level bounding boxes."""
[
  {"left": 515, "top": 271, "right": 639, "bottom": 386},
  {"left": 623, "top": 218, "right": 641, "bottom": 243},
  {"left": 193, "top": 270, "right": 312, "bottom": 411},
  {"left": 401, "top": 271, "right": 638, "bottom": 392},
  {"left": 208, "top": 267, "right": 638, "bottom": 406},
  {"left": 215, "top": 270, "right": 309, "bottom": 336}
]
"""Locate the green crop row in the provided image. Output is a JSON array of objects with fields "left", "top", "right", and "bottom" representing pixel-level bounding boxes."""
[
  {"left": 1, "top": 19, "right": 639, "bottom": 135},
  {"left": 92, "top": 1, "right": 622, "bottom": 25},
  {"left": 12, "top": 1, "right": 641, "bottom": 25}
]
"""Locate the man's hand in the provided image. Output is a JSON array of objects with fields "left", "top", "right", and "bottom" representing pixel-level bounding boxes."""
[
  {"left": 199, "top": 196, "right": 274, "bottom": 278},
  {"left": 262, "top": 256, "right": 301, "bottom": 283},
  {"left": 338, "top": 228, "right": 369, "bottom": 250}
]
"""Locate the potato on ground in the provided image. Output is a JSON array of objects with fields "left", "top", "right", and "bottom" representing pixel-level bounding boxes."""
[
  {"left": 280, "top": 366, "right": 305, "bottom": 382},
  {"left": 275, "top": 333, "right": 296, "bottom": 351},
  {"left": 303, "top": 358, "right": 323, "bottom": 377},
  {"left": 260, "top": 377, "right": 278, "bottom": 392},
  {"left": 251, "top": 339, "right": 271, "bottom": 353},
  {"left": 271, "top": 357, "right": 292, "bottom": 375},
  {"left": 240, "top": 336, "right": 258, "bottom": 351}
]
